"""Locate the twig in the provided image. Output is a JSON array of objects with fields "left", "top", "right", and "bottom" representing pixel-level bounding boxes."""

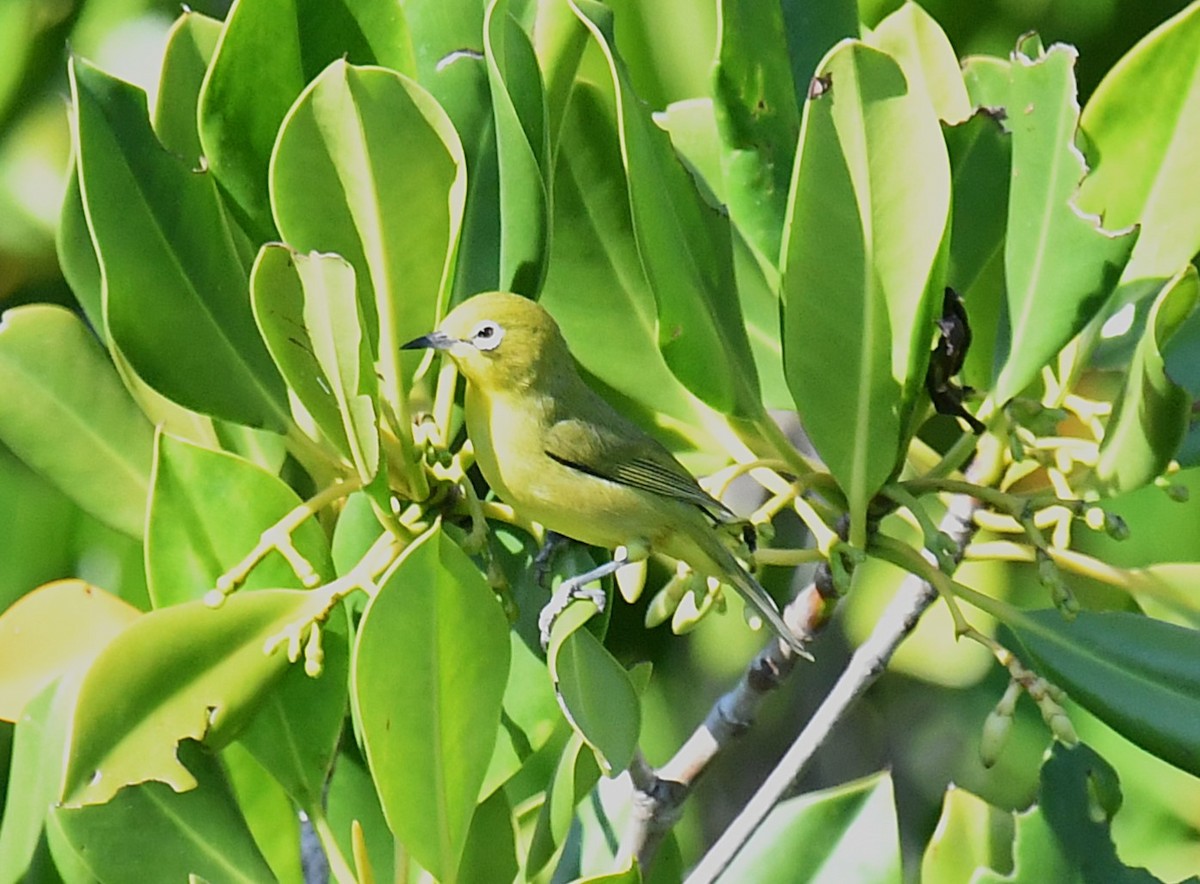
[{"left": 683, "top": 489, "right": 981, "bottom": 883}]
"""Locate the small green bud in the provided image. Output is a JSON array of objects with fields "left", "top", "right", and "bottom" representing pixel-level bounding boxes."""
[
  {"left": 979, "top": 707, "right": 1014, "bottom": 768},
  {"left": 1167, "top": 484, "right": 1189, "bottom": 503},
  {"left": 1047, "top": 709, "right": 1078, "bottom": 745}
]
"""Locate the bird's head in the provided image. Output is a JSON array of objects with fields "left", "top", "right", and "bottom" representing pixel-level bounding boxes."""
[{"left": 402, "top": 292, "right": 572, "bottom": 392}]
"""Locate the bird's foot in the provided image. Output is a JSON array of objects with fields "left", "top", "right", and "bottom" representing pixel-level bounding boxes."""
[
  {"left": 538, "top": 578, "right": 607, "bottom": 650},
  {"left": 532, "top": 531, "right": 570, "bottom": 589}
]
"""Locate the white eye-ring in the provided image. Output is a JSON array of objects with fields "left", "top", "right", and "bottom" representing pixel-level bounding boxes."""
[{"left": 469, "top": 320, "right": 504, "bottom": 351}]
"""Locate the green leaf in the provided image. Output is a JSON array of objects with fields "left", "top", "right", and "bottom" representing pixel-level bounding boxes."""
[
  {"left": 0, "top": 680, "right": 75, "bottom": 880},
  {"left": 0, "top": 580, "right": 139, "bottom": 722},
  {"left": 868, "top": 2, "right": 972, "bottom": 124},
  {"left": 270, "top": 60, "right": 466, "bottom": 416},
  {"left": 484, "top": 0, "right": 550, "bottom": 295},
  {"left": 526, "top": 730, "right": 602, "bottom": 877},
  {"left": 778, "top": 0, "right": 858, "bottom": 110},
  {"left": 458, "top": 787, "right": 518, "bottom": 884},
  {"left": 60, "top": 590, "right": 316, "bottom": 806},
  {"left": 56, "top": 168, "right": 103, "bottom": 335},
  {"left": 54, "top": 742, "right": 275, "bottom": 883},
  {"left": 780, "top": 40, "right": 949, "bottom": 542},
  {"left": 944, "top": 111, "right": 1011, "bottom": 392},
  {"left": 351, "top": 527, "right": 510, "bottom": 882},
  {"left": 197, "top": 0, "right": 415, "bottom": 239},
  {"left": 251, "top": 247, "right": 380, "bottom": 485},
  {"left": 975, "top": 742, "right": 1159, "bottom": 884},
  {"left": 0, "top": 304, "right": 153, "bottom": 538},
  {"left": 326, "top": 745, "right": 394, "bottom": 883},
  {"left": 572, "top": 0, "right": 763, "bottom": 419},
  {"left": 152, "top": 11, "right": 222, "bottom": 162},
  {"left": 1073, "top": 466, "right": 1200, "bottom": 568},
  {"left": 69, "top": 58, "right": 290, "bottom": 430},
  {"left": 990, "top": 39, "right": 1137, "bottom": 403},
  {"left": 221, "top": 742, "right": 305, "bottom": 884},
  {"left": 147, "top": 432, "right": 333, "bottom": 607},
  {"left": 711, "top": 0, "right": 800, "bottom": 265},
  {"left": 723, "top": 771, "right": 902, "bottom": 883},
  {"left": 1095, "top": 266, "right": 1198, "bottom": 493},
  {"left": 547, "top": 601, "right": 639, "bottom": 776},
  {"left": 920, "top": 786, "right": 1014, "bottom": 884},
  {"left": 1005, "top": 610, "right": 1200, "bottom": 777},
  {"left": 1076, "top": 2, "right": 1200, "bottom": 288}
]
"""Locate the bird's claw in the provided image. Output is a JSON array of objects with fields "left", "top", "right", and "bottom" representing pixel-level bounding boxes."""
[{"left": 538, "top": 579, "right": 607, "bottom": 650}]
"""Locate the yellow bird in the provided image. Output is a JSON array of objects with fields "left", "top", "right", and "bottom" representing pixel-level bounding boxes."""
[{"left": 404, "top": 292, "right": 810, "bottom": 658}]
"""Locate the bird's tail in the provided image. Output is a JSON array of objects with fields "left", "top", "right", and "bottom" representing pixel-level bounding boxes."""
[{"left": 720, "top": 550, "right": 814, "bottom": 661}]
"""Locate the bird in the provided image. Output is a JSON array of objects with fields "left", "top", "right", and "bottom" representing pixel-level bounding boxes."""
[{"left": 403, "top": 291, "right": 811, "bottom": 658}]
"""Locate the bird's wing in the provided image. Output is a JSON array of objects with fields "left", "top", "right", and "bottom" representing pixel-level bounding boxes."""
[{"left": 543, "top": 417, "right": 734, "bottom": 521}]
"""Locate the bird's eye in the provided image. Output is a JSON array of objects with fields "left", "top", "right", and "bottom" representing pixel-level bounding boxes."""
[{"left": 470, "top": 320, "right": 504, "bottom": 351}]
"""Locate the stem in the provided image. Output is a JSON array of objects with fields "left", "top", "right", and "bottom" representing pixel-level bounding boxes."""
[{"left": 308, "top": 805, "right": 357, "bottom": 884}]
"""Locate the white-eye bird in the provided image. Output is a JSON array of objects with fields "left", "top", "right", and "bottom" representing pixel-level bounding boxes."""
[{"left": 403, "top": 292, "right": 810, "bottom": 658}]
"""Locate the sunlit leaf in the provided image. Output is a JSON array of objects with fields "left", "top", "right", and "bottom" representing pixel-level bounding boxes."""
[
  {"left": 920, "top": 786, "right": 1014, "bottom": 884},
  {"left": 152, "top": 11, "right": 221, "bottom": 162},
  {"left": 722, "top": 771, "right": 902, "bottom": 882},
  {"left": 0, "top": 580, "right": 138, "bottom": 722},
  {"left": 351, "top": 527, "right": 509, "bottom": 881},
  {"left": 780, "top": 40, "right": 949, "bottom": 542},
  {"left": 1077, "top": 2, "right": 1200, "bottom": 288},
  {"left": 197, "top": 0, "right": 415, "bottom": 239},
  {"left": 70, "top": 59, "right": 290, "bottom": 430},
  {"left": 868, "top": 2, "right": 971, "bottom": 124},
  {"left": 990, "top": 38, "right": 1137, "bottom": 403},
  {"left": 60, "top": 590, "right": 315, "bottom": 806}
]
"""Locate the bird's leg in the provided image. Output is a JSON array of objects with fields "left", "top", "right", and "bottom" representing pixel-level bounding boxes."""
[
  {"left": 538, "top": 541, "right": 649, "bottom": 648},
  {"left": 532, "top": 530, "right": 570, "bottom": 588}
]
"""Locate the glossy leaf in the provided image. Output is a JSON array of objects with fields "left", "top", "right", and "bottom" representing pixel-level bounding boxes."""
[
  {"left": 252, "top": 247, "right": 380, "bottom": 484},
  {"left": 56, "top": 168, "right": 103, "bottom": 335},
  {"left": 197, "top": 0, "right": 415, "bottom": 239},
  {"left": 60, "top": 590, "right": 315, "bottom": 806},
  {"left": 991, "top": 39, "right": 1137, "bottom": 403},
  {"left": 723, "top": 771, "right": 902, "bottom": 882},
  {"left": 572, "top": 0, "right": 763, "bottom": 419},
  {"left": 0, "top": 304, "right": 153, "bottom": 537},
  {"left": 780, "top": 40, "right": 949, "bottom": 542},
  {"left": 975, "top": 743, "right": 1158, "bottom": 884},
  {"left": 69, "top": 59, "right": 290, "bottom": 430},
  {"left": 270, "top": 60, "right": 466, "bottom": 416},
  {"left": 868, "top": 2, "right": 971, "bottom": 124},
  {"left": 484, "top": 0, "right": 550, "bottom": 295},
  {"left": 152, "top": 11, "right": 221, "bottom": 162},
  {"left": 777, "top": 0, "right": 858, "bottom": 109},
  {"left": 1073, "top": 465, "right": 1200, "bottom": 568},
  {"left": 1095, "top": 266, "right": 1198, "bottom": 493},
  {"left": 0, "top": 580, "right": 138, "bottom": 722},
  {"left": 547, "top": 602, "right": 640, "bottom": 776},
  {"left": 326, "top": 746, "right": 394, "bottom": 883},
  {"left": 54, "top": 742, "right": 275, "bottom": 883},
  {"left": 351, "top": 527, "right": 510, "bottom": 881},
  {"left": 1077, "top": 2, "right": 1200, "bottom": 288},
  {"left": 711, "top": 0, "right": 799, "bottom": 265},
  {"left": 147, "top": 432, "right": 333, "bottom": 607},
  {"left": 1005, "top": 610, "right": 1200, "bottom": 777},
  {"left": 920, "top": 786, "right": 1014, "bottom": 884}
]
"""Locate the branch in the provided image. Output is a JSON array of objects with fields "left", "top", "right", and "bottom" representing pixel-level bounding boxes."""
[{"left": 683, "top": 489, "right": 981, "bottom": 882}]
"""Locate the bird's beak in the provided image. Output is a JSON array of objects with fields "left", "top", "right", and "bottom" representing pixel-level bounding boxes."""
[{"left": 401, "top": 330, "right": 456, "bottom": 351}]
